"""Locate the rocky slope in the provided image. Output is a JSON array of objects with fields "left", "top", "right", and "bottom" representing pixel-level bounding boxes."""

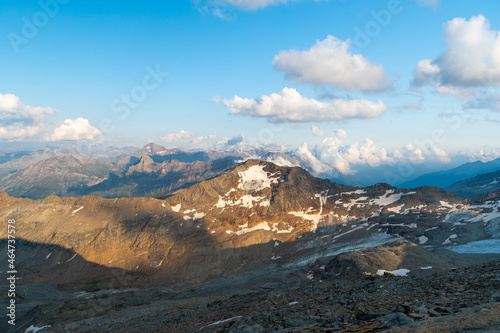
[
  {"left": 1, "top": 160, "right": 499, "bottom": 289},
  {"left": 0, "top": 149, "right": 241, "bottom": 199},
  {"left": 4, "top": 245, "right": 499, "bottom": 333},
  {"left": 446, "top": 169, "right": 500, "bottom": 198},
  {"left": 0, "top": 155, "right": 120, "bottom": 199},
  {"left": 71, "top": 155, "right": 237, "bottom": 198},
  {"left": 1, "top": 159, "right": 500, "bottom": 332}
]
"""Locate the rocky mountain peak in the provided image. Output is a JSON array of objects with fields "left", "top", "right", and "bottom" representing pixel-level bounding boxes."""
[{"left": 133, "top": 143, "right": 180, "bottom": 157}]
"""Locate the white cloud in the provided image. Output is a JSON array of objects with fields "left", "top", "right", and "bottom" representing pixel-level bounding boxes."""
[
  {"left": 430, "top": 145, "right": 451, "bottom": 163},
  {"left": 311, "top": 125, "right": 325, "bottom": 137},
  {"left": 0, "top": 93, "right": 57, "bottom": 141},
  {"left": 460, "top": 149, "right": 500, "bottom": 162},
  {"left": 45, "top": 118, "right": 102, "bottom": 142},
  {"left": 335, "top": 129, "right": 347, "bottom": 139},
  {"left": 413, "top": 15, "right": 500, "bottom": 98},
  {"left": 401, "top": 144, "right": 426, "bottom": 164},
  {"left": 412, "top": 59, "right": 440, "bottom": 87},
  {"left": 223, "top": 87, "right": 388, "bottom": 122},
  {"left": 190, "top": 134, "right": 217, "bottom": 150},
  {"left": 0, "top": 93, "right": 57, "bottom": 119},
  {"left": 160, "top": 130, "right": 193, "bottom": 143},
  {"left": 296, "top": 131, "right": 452, "bottom": 176},
  {"left": 273, "top": 36, "right": 391, "bottom": 91},
  {"left": 295, "top": 142, "right": 332, "bottom": 174},
  {"left": 0, "top": 124, "right": 45, "bottom": 141}
]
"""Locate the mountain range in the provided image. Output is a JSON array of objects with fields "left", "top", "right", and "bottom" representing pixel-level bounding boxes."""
[
  {"left": 1, "top": 158, "right": 500, "bottom": 331},
  {"left": 2, "top": 143, "right": 500, "bottom": 202}
]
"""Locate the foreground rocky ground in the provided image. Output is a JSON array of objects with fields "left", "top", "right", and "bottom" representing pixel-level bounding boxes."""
[{"left": 5, "top": 257, "right": 499, "bottom": 333}]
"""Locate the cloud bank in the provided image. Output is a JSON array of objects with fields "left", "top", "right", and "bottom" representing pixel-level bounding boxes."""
[
  {"left": 0, "top": 93, "right": 100, "bottom": 142},
  {"left": 223, "top": 87, "right": 388, "bottom": 122},
  {"left": 295, "top": 130, "right": 452, "bottom": 176}
]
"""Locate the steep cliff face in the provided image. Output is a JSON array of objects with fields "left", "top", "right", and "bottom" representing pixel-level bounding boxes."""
[{"left": 0, "top": 160, "right": 498, "bottom": 288}]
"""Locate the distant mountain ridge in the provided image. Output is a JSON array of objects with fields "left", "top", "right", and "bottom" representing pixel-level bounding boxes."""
[
  {"left": 399, "top": 157, "right": 500, "bottom": 189},
  {"left": 0, "top": 143, "right": 248, "bottom": 199},
  {"left": 0, "top": 155, "right": 120, "bottom": 199},
  {"left": 446, "top": 169, "right": 500, "bottom": 198}
]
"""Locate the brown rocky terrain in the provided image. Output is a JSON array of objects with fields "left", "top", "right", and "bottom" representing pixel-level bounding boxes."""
[
  {"left": 72, "top": 155, "right": 237, "bottom": 198},
  {"left": 0, "top": 155, "right": 120, "bottom": 199},
  {"left": 1, "top": 160, "right": 499, "bottom": 287},
  {"left": 3, "top": 244, "right": 498, "bottom": 332},
  {"left": 1, "top": 160, "right": 499, "bottom": 332}
]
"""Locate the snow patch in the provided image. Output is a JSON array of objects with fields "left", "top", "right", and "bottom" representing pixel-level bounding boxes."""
[
  {"left": 72, "top": 206, "right": 84, "bottom": 215},
  {"left": 376, "top": 268, "right": 410, "bottom": 277},
  {"left": 387, "top": 204, "right": 405, "bottom": 213},
  {"left": 170, "top": 203, "right": 181, "bottom": 212},
  {"left": 442, "top": 234, "right": 458, "bottom": 245},
  {"left": 236, "top": 222, "right": 271, "bottom": 235},
  {"left": 342, "top": 189, "right": 366, "bottom": 195},
  {"left": 259, "top": 200, "right": 270, "bottom": 207},
  {"left": 371, "top": 190, "right": 402, "bottom": 206},
  {"left": 238, "top": 165, "right": 280, "bottom": 192},
  {"left": 25, "top": 325, "right": 51, "bottom": 332},
  {"left": 418, "top": 235, "right": 428, "bottom": 245},
  {"left": 66, "top": 253, "right": 77, "bottom": 262},
  {"left": 289, "top": 191, "right": 329, "bottom": 232},
  {"left": 184, "top": 212, "right": 206, "bottom": 221},
  {"left": 215, "top": 192, "right": 266, "bottom": 209},
  {"left": 271, "top": 223, "right": 294, "bottom": 233},
  {"left": 205, "top": 316, "right": 244, "bottom": 328}
]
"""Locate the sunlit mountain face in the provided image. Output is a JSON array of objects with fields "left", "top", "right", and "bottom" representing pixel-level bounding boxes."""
[{"left": 2, "top": 0, "right": 500, "bottom": 332}]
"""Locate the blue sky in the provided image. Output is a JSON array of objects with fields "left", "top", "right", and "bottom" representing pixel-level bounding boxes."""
[{"left": 1, "top": 0, "right": 500, "bottom": 176}]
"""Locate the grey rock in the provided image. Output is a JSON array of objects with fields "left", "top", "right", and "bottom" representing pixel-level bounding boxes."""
[{"left": 384, "top": 312, "right": 414, "bottom": 328}]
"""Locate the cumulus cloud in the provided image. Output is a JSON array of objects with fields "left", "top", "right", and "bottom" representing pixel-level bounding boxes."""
[
  {"left": 0, "top": 93, "right": 57, "bottom": 120},
  {"left": 296, "top": 142, "right": 332, "bottom": 174},
  {"left": 223, "top": 87, "right": 388, "bottom": 122},
  {"left": 430, "top": 145, "right": 451, "bottom": 163},
  {"left": 400, "top": 144, "right": 426, "bottom": 164},
  {"left": 460, "top": 149, "right": 500, "bottom": 162},
  {"left": 413, "top": 15, "right": 500, "bottom": 98},
  {"left": 45, "top": 118, "right": 102, "bottom": 142},
  {"left": 296, "top": 130, "right": 452, "bottom": 176},
  {"left": 0, "top": 124, "right": 45, "bottom": 141},
  {"left": 160, "top": 130, "right": 193, "bottom": 143},
  {"left": 0, "top": 93, "right": 58, "bottom": 141},
  {"left": 412, "top": 59, "right": 440, "bottom": 87},
  {"left": 273, "top": 36, "right": 391, "bottom": 91},
  {"left": 191, "top": 134, "right": 216, "bottom": 145},
  {"left": 311, "top": 125, "right": 325, "bottom": 137}
]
